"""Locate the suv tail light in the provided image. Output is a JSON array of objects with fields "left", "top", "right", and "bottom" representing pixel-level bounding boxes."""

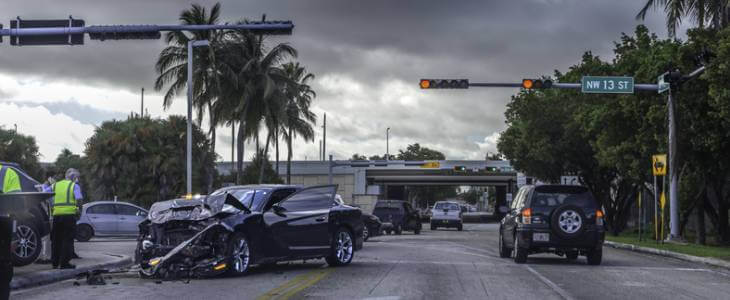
[
  {"left": 596, "top": 210, "right": 604, "bottom": 226},
  {"left": 521, "top": 208, "right": 532, "bottom": 224}
]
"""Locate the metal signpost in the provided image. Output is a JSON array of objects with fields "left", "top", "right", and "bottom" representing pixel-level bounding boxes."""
[{"left": 0, "top": 17, "right": 294, "bottom": 196}]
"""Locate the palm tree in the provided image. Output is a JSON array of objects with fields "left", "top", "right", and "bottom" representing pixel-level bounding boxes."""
[
  {"left": 155, "top": 2, "right": 224, "bottom": 158},
  {"left": 637, "top": 0, "right": 729, "bottom": 36},
  {"left": 213, "top": 27, "right": 297, "bottom": 184},
  {"left": 281, "top": 62, "right": 317, "bottom": 184}
]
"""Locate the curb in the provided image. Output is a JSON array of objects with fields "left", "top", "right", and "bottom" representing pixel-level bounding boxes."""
[
  {"left": 604, "top": 240, "right": 730, "bottom": 270},
  {"left": 10, "top": 254, "right": 134, "bottom": 290}
]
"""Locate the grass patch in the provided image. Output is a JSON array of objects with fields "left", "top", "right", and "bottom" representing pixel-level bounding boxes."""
[{"left": 606, "top": 233, "right": 730, "bottom": 261}]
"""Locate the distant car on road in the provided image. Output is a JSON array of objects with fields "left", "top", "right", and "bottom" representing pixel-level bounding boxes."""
[
  {"left": 373, "top": 200, "right": 421, "bottom": 235},
  {"left": 430, "top": 201, "right": 463, "bottom": 231},
  {"left": 1, "top": 161, "right": 51, "bottom": 267},
  {"left": 75, "top": 201, "right": 148, "bottom": 242},
  {"left": 498, "top": 185, "right": 605, "bottom": 264}
]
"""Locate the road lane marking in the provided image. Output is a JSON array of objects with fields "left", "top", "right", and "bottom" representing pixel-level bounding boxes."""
[
  {"left": 524, "top": 265, "right": 574, "bottom": 300},
  {"left": 257, "top": 268, "right": 332, "bottom": 300}
]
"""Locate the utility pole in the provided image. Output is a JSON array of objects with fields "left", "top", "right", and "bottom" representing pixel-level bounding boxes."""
[
  {"left": 386, "top": 127, "right": 390, "bottom": 160},
  {"left": 319, "top": 140, "right": 322, "bottom": 161},
  {"left": 187, "top": 39, "right": 210, "bottom": 195},
  {"left": 322, "top": 113, "right": 326, "bottom": 162},
  {"left": 140, "top": 87, "right": 144, "bottom": 117}
]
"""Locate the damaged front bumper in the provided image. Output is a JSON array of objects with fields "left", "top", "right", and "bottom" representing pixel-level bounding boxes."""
[{"left": 138, "top": 221, "right": 234, "bottom": 279}]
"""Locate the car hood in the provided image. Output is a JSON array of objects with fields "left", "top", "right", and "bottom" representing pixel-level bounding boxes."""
[{"left": 147, "top": 193, "right": 237, "bottom": 224}]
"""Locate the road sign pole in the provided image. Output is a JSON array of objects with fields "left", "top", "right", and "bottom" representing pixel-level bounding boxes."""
[
  {"left": 667, "top": 88, "right": 680, "bottom": 240},
  {"left": 654, "top": 175, "right": 658, "bottom": 242},
  {"left": 186, "top": 40, "right": 193, "bottom": 195}
]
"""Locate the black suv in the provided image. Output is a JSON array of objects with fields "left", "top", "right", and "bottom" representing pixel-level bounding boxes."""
[
  {"left": 498, "top": 185, "right": 605, "bottom": 265},
  {"left": 0, "top": 162, "right": 51, "bottom": 266},
  {"left": 372, "top": 200, "right": 421, "bottom": 235}
]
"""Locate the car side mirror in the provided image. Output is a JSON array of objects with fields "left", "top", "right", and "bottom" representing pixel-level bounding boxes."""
[
  {"left": 498, "top": 206, "right": 509, "bottom": 214},
  {"left": 272, "top": 204, "right": 287, "bottom": 216}
]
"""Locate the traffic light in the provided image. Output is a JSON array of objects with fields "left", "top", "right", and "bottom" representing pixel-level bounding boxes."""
[
  {"left": 485, "top": 167, "right": 499, "bottom": 172},
  {"left": 660, "top": 70, "right": 682, "bottom": 84},
  {"left": 454, "top": 166, "right": 467, "bottom": 172},
  {"left": 521, "top": 79, "right": 553, "bottom": 89},
  {"left": 420, "top": 79, "right": 469, "bottom": 89},
  {"left": 10, "top": 18, "right": 85, "bottom": 45}
]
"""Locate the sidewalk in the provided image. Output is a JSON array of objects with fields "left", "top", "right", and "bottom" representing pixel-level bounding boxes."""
[
  {"left": 604, "top": 240, "right": 730, "bottom": 270},
  {"left": 10, "top": 249, "right": 133, "bottom": 290}
]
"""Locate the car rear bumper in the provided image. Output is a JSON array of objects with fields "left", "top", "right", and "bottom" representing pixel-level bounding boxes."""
[
  {"left": 431, "top": 219, "right": 462, "bottom": 227},
  {"left": 516, "top": 225, "right": 604, "bottom": 250}
]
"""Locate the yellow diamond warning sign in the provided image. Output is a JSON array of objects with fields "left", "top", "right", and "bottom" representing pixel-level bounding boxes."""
[{"left": 652, "top": 154, "right": 667, "bottom": 176}]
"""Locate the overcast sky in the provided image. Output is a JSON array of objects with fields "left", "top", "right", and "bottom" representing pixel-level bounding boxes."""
[{"left": 0, "top": 0, "right": 671, "bottom": 162}]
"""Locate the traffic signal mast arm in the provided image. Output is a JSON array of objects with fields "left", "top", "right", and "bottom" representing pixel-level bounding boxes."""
[{"left": 467, "top": 81, "right": 660, "bottom": 91}]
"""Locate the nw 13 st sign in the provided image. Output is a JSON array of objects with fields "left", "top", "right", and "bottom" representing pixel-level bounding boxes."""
[{"left": 581, "top": 76, "right": 634, "bottom": 94}]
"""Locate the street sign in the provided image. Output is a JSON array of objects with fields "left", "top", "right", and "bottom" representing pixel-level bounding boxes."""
[
  {"left": 560, "top": 175, "right": 580, "bottom": 186},
  {"left": 581, "top": 76, "right": 634, "bottom": 94},
  {"left": 657, "top": 72, "right": 670, "bottom": 94},
  {"left": 421, "top": 162, "right": 440, "bottom": 168},
  {"left": 652, "top": 154, "right": 667, "bottom": 176}
]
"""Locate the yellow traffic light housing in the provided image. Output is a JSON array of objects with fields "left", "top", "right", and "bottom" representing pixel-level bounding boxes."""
[
  {"left": 419, "top": 79, "right": 469, "bottom": 89},
  {"left": 419, "top": 79, "right": 431, "bottom": 89},
  {"left": 522, "top": 79, "right": 553, "bottom": 89}
]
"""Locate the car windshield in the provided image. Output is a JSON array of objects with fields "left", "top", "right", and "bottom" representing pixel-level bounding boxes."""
[
  {"left": 210, "top": 188, "right": 272, "bottom": 212},
  {"left": 434, "top": 203, "right": 459, "bottom": 210}
]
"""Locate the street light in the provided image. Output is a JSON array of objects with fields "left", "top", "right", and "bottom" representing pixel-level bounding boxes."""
[
  {"left": 187, "top": 39, "right": 209, "bottom": 195},
  {"left": 386, "top": 127, "right": 390, "bottom": 161}
]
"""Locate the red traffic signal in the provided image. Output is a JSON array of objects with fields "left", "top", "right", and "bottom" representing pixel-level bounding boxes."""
[
  {"left": 420, "top": 79, "right": 469, "bottom": 89},
  {"left": 521, "top": 79, "right": 553, "bottom": 89}
]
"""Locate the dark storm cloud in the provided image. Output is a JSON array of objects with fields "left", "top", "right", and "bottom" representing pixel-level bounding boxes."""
[{"left": 0, "top": 0, "right": 670, "bottom": 159}]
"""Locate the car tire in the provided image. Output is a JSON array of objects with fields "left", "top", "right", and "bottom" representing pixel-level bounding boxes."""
[
  {"left": 550, "top": 204, "right": 587, "bottom": 240},
  {"left": 386, "top": 230, "right": 392, "bottom": 235},
  {"left": 75, "top": 224, "right": 94, "bottom": 242},
  {"left": 226, "top": 232, "right": 251, "bottom": 276},
  {"left": 513, "top": 236, "right": 527, "bottom": 264},
  {"left": 414, "top": 228, "right": 421, "bottom": 235},
  {"left": 363, "top": 226, "right": 370, "bottom": 242},
  {"left": 565, "top": 251, "right": 579, "bottom": 260},
  {"left": 395, "top": 225, "right": 402, "bottom": 235},
  {"left": 457, "top": 224, "right": 463, "bottom": 231},
  {"left": 499, "top": 231, "right": 511, "bottom": 258},
  {"left": 326, "top": 227, "right": 354, "bottom": 266},
  {"left": 12, "top": 220, "right": 41, "bottom": 267},
  {"left": 586, "top": 248, "right": 602, "bottom": 265},
  {"left": 430, "top": 223, "right": 436, "bottom": 230}
]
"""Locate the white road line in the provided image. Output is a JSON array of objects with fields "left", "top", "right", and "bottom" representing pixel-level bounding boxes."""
[{"left": 524, "top": 265, "right": 574, "bottom": 300}]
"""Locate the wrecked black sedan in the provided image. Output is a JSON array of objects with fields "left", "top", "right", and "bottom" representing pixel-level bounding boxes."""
[{"left": 136, "top": 185, "right": 364, "bottom": 278}]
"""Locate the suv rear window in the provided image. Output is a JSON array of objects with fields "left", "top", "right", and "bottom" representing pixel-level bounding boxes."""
[
  {"left": 434, "top": 203, "right": 459, "bottom": 210},
  {"left": 531, "top": 186, "right": 596, "bottom": 208},
  {"left": 374, "top": 202, "right": 404, "bottom": 213}
]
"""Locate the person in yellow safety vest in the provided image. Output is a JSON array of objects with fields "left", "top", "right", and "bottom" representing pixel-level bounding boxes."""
[
  {"left": 0, "top": 164, "right": 21, "bottom": 300},
  {"left": 50, "top": 168, "right": 84, "bottom": 269},
  {"left": 0, "top": 163, "right": 22, "bottom": 194}
]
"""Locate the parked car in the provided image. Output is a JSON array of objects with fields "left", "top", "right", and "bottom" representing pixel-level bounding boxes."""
[
  {"left": 430, "top": 201, "right": 463, "bottom": 231},
  {"left": 75, "top": 201, "right": 148, "bottom": 242},
  {"left": 136, "top": 185, "right": 363, "bottom": 278},
  {"left": 1, "top": 161, "right": 51, "bottom": 267},
  {"left": 361, "top": 212, "right": 382, "bottom": 242},
  {"left": 498, "top": 185, "right": 605, "bottom": 264},
  {"left": 372, "top": 200, "right": 421, "bottom": 235}
]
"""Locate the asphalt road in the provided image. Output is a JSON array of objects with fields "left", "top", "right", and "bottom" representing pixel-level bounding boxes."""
[{"left": 12, "top": 224, "right": 730, "bottom": 299}]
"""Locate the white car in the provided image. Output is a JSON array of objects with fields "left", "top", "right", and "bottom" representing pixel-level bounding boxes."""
[{"left": 430, "top": 201, "right": 463, "bottom": 231}]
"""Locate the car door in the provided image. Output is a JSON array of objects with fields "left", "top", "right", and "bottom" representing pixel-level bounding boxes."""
[
  {"left": 263, "top": 185, "right": 337, "bottom": 257},
  {"left": 85, "top": 203, "right": 118, "bottom": 234},
  {"left": 503, "top": 187, "right": 528, "bottom": 245},
  {"left": 115, "top": 204, "right": 147, "bottom": 235}
]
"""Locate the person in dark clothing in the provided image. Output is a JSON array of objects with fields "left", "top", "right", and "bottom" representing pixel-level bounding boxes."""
[{"left": 0, "top": 216, "right": 14, "bottom": 300}]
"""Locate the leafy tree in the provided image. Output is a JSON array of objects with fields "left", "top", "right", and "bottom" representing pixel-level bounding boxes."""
[
  {"left": 281, "top": 62, "right": 317, "bottom": 184},
  {"left": 636, "top": 0, "right": 729, "bottom": 36},
  {"left": 239, "top": 150, "right": 283, "bottom": 184},
  {"left": 46, "top": 148, "right": 91, "bottom": 199},
  {"left": 84, "top": 116, "right": 217, "bottom": 208},
  {"left": 396, "top": 143, "right": 446, "bottom": 160},
  {"left": 0, "top": 126, "right": 43, "bottom": 179},
  {"left": 459, "top": 189, "right": 482, "bottom": 205},
  {"left": 350, "top": 154, "right": 367, "bottom": 160}
]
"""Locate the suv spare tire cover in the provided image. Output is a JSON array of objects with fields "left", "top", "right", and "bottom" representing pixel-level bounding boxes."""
[{"left": 550, "top": 204, "right": 586, "bottom": 239}]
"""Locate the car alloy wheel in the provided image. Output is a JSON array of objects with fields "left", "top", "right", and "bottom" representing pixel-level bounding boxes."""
[
  {"left": 13, "top": 224, "right": 38, "bottom": 263},
  {"left": 335, "top": 231, "right": 353, "bottom": 263},
  {"left": 363, "top": 226, "right": 369, "bottom": 241},
  {"left": 558, "top": 210, "right": 582, "bottom": 234},
  {"left": 227, "top": 233, "right": 250, "bottom": 275}
]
